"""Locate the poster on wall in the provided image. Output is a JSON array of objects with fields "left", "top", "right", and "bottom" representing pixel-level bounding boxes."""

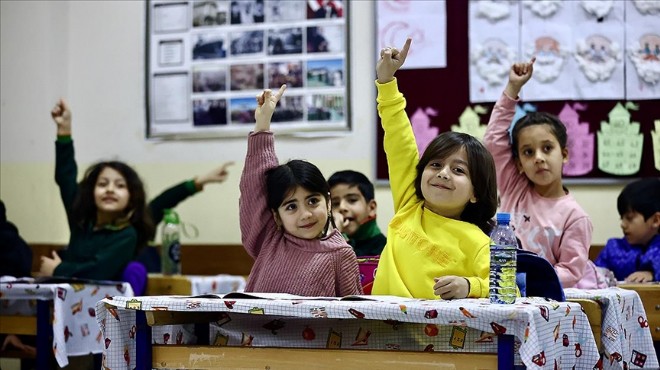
[{"left": 146, "top": 0, "right": 350, "bottom": 139}]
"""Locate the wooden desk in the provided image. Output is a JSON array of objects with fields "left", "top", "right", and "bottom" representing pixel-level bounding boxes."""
[
  {"left": 619, "top": 283, "right": 660, "bottom": 342},
  {"left": 97, "top": 295, "right": 600, "bottom": 370},
  {"left": 146, "top": 273, "right": 247, "bottom": 296}
]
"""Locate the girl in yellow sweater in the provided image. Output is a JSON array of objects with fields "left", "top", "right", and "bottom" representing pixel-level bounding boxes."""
[{"left": 372, "top": 38, "right": 498, "bottom": 300}]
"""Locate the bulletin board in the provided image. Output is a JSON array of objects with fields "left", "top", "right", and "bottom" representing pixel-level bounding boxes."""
[
  {"left": 145, "top": 0, "right": 351, "bottom": 140},
  {"left": 375, "top": 1, "right": 660, "bottom": 183}
]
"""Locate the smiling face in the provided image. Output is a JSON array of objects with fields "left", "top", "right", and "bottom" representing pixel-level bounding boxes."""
[
  {"left": 515, "top": 124, "right": 568, "bottom": 197},
  {"left": 330, "top": 184, "right": 377, "bottom": 237},
  {"left": 94, "top": 167, "right": 130, "bottom": 223},
  {"left": 420, "top": 146, "right": 476, "bottom": 220},
  {"left": 274, "top": 185, "right": 330, "bottom": 239},
  {"left": 620, "top": 211, "right": 660, "bottom": 246}
]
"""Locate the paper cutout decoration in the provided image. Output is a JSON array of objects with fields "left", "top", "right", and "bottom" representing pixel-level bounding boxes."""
[
  {"left": 559, "top": 103, "right": 594, "bottom": 176},
  {"left": 411, "top": 107, "right": 439, "bottom": 155},
  {"left": 627, "top": 33, "right": 660, "bottom": 85},
  {"left": 632, "top": 0, "right": 660, "bottom": 14},
  {"left": 574, "top": 34, "right": 622, "bottom": 82},
  {"left": 451, "top": 105, "right": 488, "bottom": 141},
  {"left": 580, "top": 0, "right": 614, "bottom": 19},
  {"left": 510, "top": 103, "right": 537, "bottom": 142},
  {"left": 597, "top": 102, "right": 644, "bottom": 175},
  {"left": 523, "top": 0, "right": 562, "bottom": 18},
  {"left": 470, "top": 38, "right": 517, "bottom": 86},
  {"left": 527, "top": 36, "right": 568, "bottom": 83},
  {"left": 653, "top": 120, "right": 660, "bottom": 171},
  {"left": 474, "top": 0, "right": 514, "bottom": 22}
]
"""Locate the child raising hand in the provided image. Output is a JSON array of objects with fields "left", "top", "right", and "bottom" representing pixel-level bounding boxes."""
[
  {"left": 483, "top": 59, "right": 604, "bottom": 289},
  {"left": 239, "top": 85, "right": 362, "bottom": 297},
  {"left": 372, "top": 39, "right": 498, "bottom": 299}
]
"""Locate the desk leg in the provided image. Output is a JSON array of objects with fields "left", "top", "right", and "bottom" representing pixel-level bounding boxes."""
[
  {"left": 36, "top": 300, "right": 51, "bottom": 370},
  {"left": 194, "top": 323, "right": 210, "bottom": 345},
  {"left": 136, "top": 311, "right": 152, "bottom": 370},
  {"left": 497, "top": 334, "right": 514, "bottom": 370}
]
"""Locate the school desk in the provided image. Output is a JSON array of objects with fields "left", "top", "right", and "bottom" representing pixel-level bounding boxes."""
[
  {"left": 564, "top": 287, "right": 659, "bottom": 368},
  {"left": 146, "top": 273, "right": 246, "bottom": 296},
  {"left": 618, "top": 283, "right": 660, "bottom": 342},
  {"left": 0, "top": 276, "right": 133, "bottom": 369},
  {"left": 96, "top": 294, "right": 599, "bottom": 370}
]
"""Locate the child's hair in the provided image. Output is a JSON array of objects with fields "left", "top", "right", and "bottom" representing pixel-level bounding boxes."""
[
  {"left": 415, "top": 132, "right": 498, "bottom": 234},
  {"left": 511, "top": 112, "right": 567, "bottom": 159},
  {"left": 327, "top": 170, "right": 375, "bottom": 201},
  {"left": 72, "top": 161, "right": 155, "bottom": 252},
  {"left": 617, "top": 178, "right": 660, "bottom": 228},
  {"left": 266, "top": 159, "right": 334, "bottom": 234}
]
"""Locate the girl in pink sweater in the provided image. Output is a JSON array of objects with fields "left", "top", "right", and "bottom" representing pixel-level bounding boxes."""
[{"left": 239, "top": 85, "right": 363, "bottom": 297}]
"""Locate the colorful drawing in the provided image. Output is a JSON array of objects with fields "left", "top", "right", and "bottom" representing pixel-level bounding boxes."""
[
  {"left": 559, "top": 103, "right": 594, "bottom": 176},
  {"left": 597, "top": 102, "right": 643, "bottom": 175},
  {"left": 451, "top": 106, "right": 487, "bottom": 140},
  {"left": 410, "top": 107, "right": 439, "bottom": 155}
]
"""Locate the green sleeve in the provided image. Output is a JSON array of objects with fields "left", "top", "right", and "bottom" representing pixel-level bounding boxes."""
[
  {"left": 54, "top": 137, "right": 78, "bottom": 225},
  {"left": 148, "top": 180, "right": 197, "bottom": 225}
]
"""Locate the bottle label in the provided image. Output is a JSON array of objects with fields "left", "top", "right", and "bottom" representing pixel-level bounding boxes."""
[{"left": 168, "top": 241, "right": 181, "bottom": 263}]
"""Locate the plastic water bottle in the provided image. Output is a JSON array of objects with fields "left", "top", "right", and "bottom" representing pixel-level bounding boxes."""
[
  {"left": 489, "top": 212, "right": 517, "bottom": 304},
  {"left": 161, "top": 209, "right": 181, "bottom": 275}
]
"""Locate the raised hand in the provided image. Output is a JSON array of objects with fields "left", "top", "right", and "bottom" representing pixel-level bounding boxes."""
[
  {"left": 376, "top": 38, "right": 412, "bottom": 84},
  {"left": 194, "top": 161, "right": 235, "bottom": 190},
  {"left": 51, "top": 99, "right": 72, "bottom": 136},
  {"left": 254, "top": 84, "right": 287, "bottom": 132},
  {"left": 505, "top": 57, "right": 535, "bottom": 99}
]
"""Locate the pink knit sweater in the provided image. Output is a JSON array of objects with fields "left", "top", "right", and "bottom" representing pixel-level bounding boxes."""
[{"left": 239, "top": 131, "right": 363, "bottom": 297}]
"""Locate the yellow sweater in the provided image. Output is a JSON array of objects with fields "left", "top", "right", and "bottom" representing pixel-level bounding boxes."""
[{"left": 371, "top": 79, "right": 490, "bottom": 299}]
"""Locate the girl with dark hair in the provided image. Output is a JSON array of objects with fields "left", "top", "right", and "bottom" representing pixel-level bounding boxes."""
[
  {"left": 483, "top": 59, "right": 605, "bottom": 289},
  {"left": 239, "top": 85, "right": 362, "bottom": 296},
  {"left": 39, "top": 99, "right": 155, "bottom": 281},
  {"left": 372, "top": 38, "right": 498, "bottom": 300}
]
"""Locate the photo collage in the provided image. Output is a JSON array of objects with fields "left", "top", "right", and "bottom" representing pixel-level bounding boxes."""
[{"left": 149, "top": 0, "right": 349, "bottom": 138}]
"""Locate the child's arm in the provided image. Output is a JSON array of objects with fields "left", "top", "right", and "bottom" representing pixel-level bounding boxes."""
[
  {"left": 336, "top": 248, "right": 364, "bottom": 296},
  {"left": 482, "top": 59, "right": 535, "bottom": 195},
  {"left": 51, "top": 99, "right": 78, "bottom": 221},
  {"left": 375, "top": 38, "right": 419, "bottom": 210},
  {"left": 239, "top": 85, "right": 286, "bottom": 258},
  {"left": 625, "top": 270, "right": 653, "bottom": 283},
  {"left": 637, "top": 242, "right": 660, "bottom": 282},
  {"left": 149, "top": 162, "right": 234, "bottom": 225},
  {"left": 553, "top": 217, "right": 593, "bottom": 288}
]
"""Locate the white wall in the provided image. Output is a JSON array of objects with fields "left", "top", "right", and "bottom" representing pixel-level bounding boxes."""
[{"left": 1, "top": 0, "right": 625, "bottom": 246}]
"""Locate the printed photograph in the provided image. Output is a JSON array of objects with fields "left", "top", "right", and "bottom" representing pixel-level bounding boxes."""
[
  {"left": 193, "top": 98, "right": 228, "bottom": 126},
  {"left": 306, "top": 58, "right": 344, "bottom": 87},
  {"left": 267, "top": 61, "right": 303, "bottom": 89},
  {"left": 192, "top": 65, "right": 227, "bottom": 92},
  {"left": 266, "top": 0, "right": 305, "bottom": 22},
  {"left": 230, "top": 63, "right": 264, "bottom": 91},
  {"left": 193, "top": 33, "right": 228, "bottom": 60},
  {"left": 230, "top": 0, "right": 265, "bottom": 25},
  {"left": 230, "top": 30, "right": 265, "bottom": 56},
  {"left": 192, "top": 1, "right": 228, "bottom": 27},
  {"left": 272, "top": 95, "right": 304, "bottom": 123},
  {"left": 230, "top": 97, "right": 259, "bottom": 124},
  {"left": 267, "top": 27, "right": 303, "bottom": 55},
  {"left": 307, "top": 0, "right": 344, "bottom": 19},
  {"left": 306, "top": 94, "right": 344, "bottom": 121},
  {"left": 307, "top": 25, "right": 344, "bottom": 53}
]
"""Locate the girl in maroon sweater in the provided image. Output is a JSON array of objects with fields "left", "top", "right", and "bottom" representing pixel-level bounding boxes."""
[{"left": 239, "top": 85, "right": 362, "bottom": 297}]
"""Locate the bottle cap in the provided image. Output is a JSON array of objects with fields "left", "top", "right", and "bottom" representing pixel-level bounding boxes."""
[
  {"left": 163, "top": 209, "right": 180, "bottom": 224},
  {"left": 496, "top": 212, "right": 510, "bottom": 224}
]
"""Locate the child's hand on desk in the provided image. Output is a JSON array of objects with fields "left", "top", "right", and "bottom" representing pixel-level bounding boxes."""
[
  {"left": 1, "top": 334, "right": 36, "bottom": 357},
  {"left": 625, "top": 270, "right": 653, "bottom": 283},
  {"left": 38, "top": 250, "right": 61, "bottom": 277},
  {"left": 433, "top": 276, "right": 470, "bottom": 299}
]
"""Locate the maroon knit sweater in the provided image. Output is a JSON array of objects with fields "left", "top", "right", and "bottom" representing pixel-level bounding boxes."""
[{"left": 239, "top": 131, "right": 363, "bottom": 297}]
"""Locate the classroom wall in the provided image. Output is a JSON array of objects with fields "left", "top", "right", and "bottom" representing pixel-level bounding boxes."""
[{"left": 0, "top": 0, "right": 625, "bottom": 246}]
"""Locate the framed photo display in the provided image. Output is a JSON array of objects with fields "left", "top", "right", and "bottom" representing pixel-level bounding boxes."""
[{"left": 146, "top": 0, "right": 350, "bottom": 139}]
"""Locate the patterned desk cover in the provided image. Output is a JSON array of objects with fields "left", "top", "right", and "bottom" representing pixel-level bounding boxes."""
[
  {"left": 188, "top": 274, "right": 246, "bottom": 295},
  {"left": 97, "top": 295, "right": 600, "bottom": 370},
  {"left": 565, "top": 287, "right": 659, "bottom": 369},
  {"left": 0, "top": 276, "right": 133, "bottom": 367}
]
